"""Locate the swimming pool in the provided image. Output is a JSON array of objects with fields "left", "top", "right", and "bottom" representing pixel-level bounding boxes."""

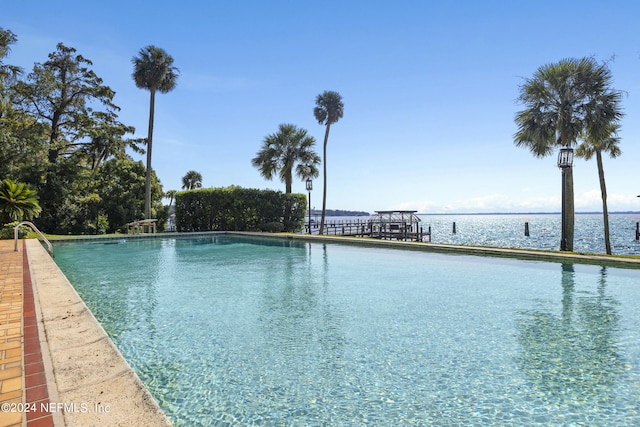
[{"left": 53, "top": 235, "right": 640, "bottom": 426}]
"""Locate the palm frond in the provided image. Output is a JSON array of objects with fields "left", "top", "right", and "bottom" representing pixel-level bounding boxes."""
[
  {"left": 314, "top": 91, "right": 344, "bottom": 126},
  {"left": 251, "top": 123, "right": 321, "bottom": 192}
]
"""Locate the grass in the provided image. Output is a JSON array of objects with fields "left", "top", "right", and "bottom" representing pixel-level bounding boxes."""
[{"left": 31, "top": 232, "right": 125, "bottom": 239}]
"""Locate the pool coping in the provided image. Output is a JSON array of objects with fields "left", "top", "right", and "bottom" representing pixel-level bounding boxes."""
[
  {"left": 237, "top": 232, "right": 640, "bottom": 269},
  {"left": 25, "top": 239, "right": 173, "bottom": 426}
]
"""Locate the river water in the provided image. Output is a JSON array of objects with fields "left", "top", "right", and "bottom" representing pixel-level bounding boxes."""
[{"left": 316, "top": 213, "right": 640, "bottom": 256}]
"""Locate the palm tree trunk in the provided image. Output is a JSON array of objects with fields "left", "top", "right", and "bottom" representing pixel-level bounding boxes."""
[
  {"left": 145, "top": 90, "right": 155, "bottom": 219},
  {"left": 285, "top": 170, "right": 292, "bottom": 194},
  {"left": 595, "top": 151, "right": 611, "bottom": 254},
  {"left": 319, "top": 124, "right": 331, "bottom": 234}
]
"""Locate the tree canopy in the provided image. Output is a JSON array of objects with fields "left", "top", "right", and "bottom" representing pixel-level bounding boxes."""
[
  {"left": 182, "top": 170, "right": 203, "bottom": 190},
  {"left": 252, "top": 123, "right": 320, "bottom": 194},
  {"left": 1, "top": 32, "right": 165, "bottom": 234}
]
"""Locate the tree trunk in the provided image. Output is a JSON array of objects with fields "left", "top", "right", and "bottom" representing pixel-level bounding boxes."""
[
  {"left": 596, "top": 151, "right": 611, "bottom": 255},
  {"left": 145, "top": 90, "right": 156, "bottom": 219},
  {"left": 48, "top": 110, "right": 62, "bottom": 163},
  {"left": 285, "top": 170, "right": 292, "bottom": 194},
  {"left": 319, "top": 124, "right": 331, "bottom": 235}
]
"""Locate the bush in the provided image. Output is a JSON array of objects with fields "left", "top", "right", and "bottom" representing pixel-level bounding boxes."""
[
  {"left": 261, "top": 222, "right": 285, "bottom": 233},
  {"left": 0, "top": 222, "right": 30, "bottom": 239},
  {"left": 175, "top": 186, "right": 306, "bottom": 233}
]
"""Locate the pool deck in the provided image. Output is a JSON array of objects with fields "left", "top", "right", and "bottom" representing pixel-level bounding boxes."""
[
  {"left": 1, "top": 233, "right": 639, "bottom": 427},
  {"left": 0, "top": 239, "right": 173, "bottom": 427}
]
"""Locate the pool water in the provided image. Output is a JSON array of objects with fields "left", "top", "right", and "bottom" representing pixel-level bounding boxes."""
[{"left": 53, "top": 235, "right": 640, "bottom": 426}]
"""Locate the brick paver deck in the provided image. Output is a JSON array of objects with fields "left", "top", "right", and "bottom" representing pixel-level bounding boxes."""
[{"left": 0, "top": 239, "right": 53, "bottom": 427}]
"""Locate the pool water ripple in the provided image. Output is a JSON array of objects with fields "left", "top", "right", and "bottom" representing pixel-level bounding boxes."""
[{"left": 53, "top": 235, "right": 640, "bottom": 426}]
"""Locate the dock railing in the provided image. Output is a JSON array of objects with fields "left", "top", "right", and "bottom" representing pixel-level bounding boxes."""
[{"left": 306, "top": 219, "right": 431, "bottom": 242}]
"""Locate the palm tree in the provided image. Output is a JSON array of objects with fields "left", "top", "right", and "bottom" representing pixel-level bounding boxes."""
[
  {"left": 82, "top": 113, "right": 141, "bottom": 179},
  {"left": 313, "top": 91, "right": 344, "bottom": 234},
  {"left": 132, "top": 46, "right": 179, "bottom": 219},
  {"left": 514, "top": 57, "right": 622, "bottom": 251},
  {"left": 0, "top": 179, "right": 42, "bottom": 224},
  {"left": 0, "top": 28, "right": 20, "bottom": 82},
  {"left": 251, "top": 124, "right": 320, "bottom": 193},
  {"left": 0, "top": 28, "right": 21, "bottom": 119},
  {"left": 181, "top": 170, "right": 203, "bottom": 190},
  {"left": 576, "top": 123, "right": 622, "bottom": 255},
  {"left": 165, "top": 189, "right": 177, "bottom": 209}
]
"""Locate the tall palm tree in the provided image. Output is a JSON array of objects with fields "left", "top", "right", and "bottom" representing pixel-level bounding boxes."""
[
  {"left": 132, "top": 46, "right": 179, "bottom": 219},
  {"left": 514, "top": 57, "right": 622, "bottom": 251},
  {"left": 313, "top": 90, "right": 343, "bottom": 234},
  {"left": 0, "top": 179, "right": 42, "bottom": 224},
  {"left": 181, "top": 170, "right": 203, "bottom": 190},
  {"left": 252, "top": 124, "right": 320, "bottom": 193},
  {"left": 576, "top": 123, "right": 622, "bottom": 255}
]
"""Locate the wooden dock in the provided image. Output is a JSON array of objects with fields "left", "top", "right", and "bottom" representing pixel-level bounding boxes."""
[{"left": 305, "top": 211, "right": 431, "bottom": 242}]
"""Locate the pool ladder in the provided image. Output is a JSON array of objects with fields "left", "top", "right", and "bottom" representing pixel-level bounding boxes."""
[{"left": 14, "top": 221, "right": 54, "bottom": 257}]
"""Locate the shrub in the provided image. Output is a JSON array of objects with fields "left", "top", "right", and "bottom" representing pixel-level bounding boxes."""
[
  {"left": 0, "top": 221, "right": 30, "bottom": 239},
  {"left": 261, "top": 222, "right": 285, "bottom": 233},
  {"left": 175, "top": 186, "right": 306, "bottom": 233}
]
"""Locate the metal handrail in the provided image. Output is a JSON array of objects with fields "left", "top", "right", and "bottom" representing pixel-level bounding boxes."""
[{"left": 14, "top": 221, "right": 54, "bottom": 257}]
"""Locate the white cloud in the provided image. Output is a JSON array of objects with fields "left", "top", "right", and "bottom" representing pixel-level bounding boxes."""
[{"left": 574, "top": 189, "right": 640, "bottom": 212}]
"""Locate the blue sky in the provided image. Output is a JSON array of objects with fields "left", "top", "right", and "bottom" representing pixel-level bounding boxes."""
[{"left": 4, "top": 0, "right": 640, "bottom": 213}]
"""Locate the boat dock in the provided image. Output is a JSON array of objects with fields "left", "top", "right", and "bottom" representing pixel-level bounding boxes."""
[{"left": 306, "top": 210, "right": 430, "bottom": 242}]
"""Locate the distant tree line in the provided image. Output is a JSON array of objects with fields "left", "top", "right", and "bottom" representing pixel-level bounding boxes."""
[{"left": 310, "top": 209, "right": 369, "bottom": 217}]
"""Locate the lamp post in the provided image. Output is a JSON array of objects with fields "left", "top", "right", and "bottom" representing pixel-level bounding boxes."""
[
  {"left": 306, "top": 178, "right": 313, "bottom": 234},
  {"left": 557, "top": 146, "right": 574, "bottom": 251}
]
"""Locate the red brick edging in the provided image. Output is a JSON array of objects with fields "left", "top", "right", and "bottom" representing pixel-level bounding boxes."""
[{"left": 22, "top": 241, "right": 53, "bottom": 427}]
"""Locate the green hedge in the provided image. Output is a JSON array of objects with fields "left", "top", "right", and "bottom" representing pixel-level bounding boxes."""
[{"left": 175, "top": 186, "right": 307, "bottom": 233}]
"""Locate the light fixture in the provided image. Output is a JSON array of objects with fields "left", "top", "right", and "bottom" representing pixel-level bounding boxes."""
[{"left": 557, "top": 146, "right": 574, "bottom": 168}]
